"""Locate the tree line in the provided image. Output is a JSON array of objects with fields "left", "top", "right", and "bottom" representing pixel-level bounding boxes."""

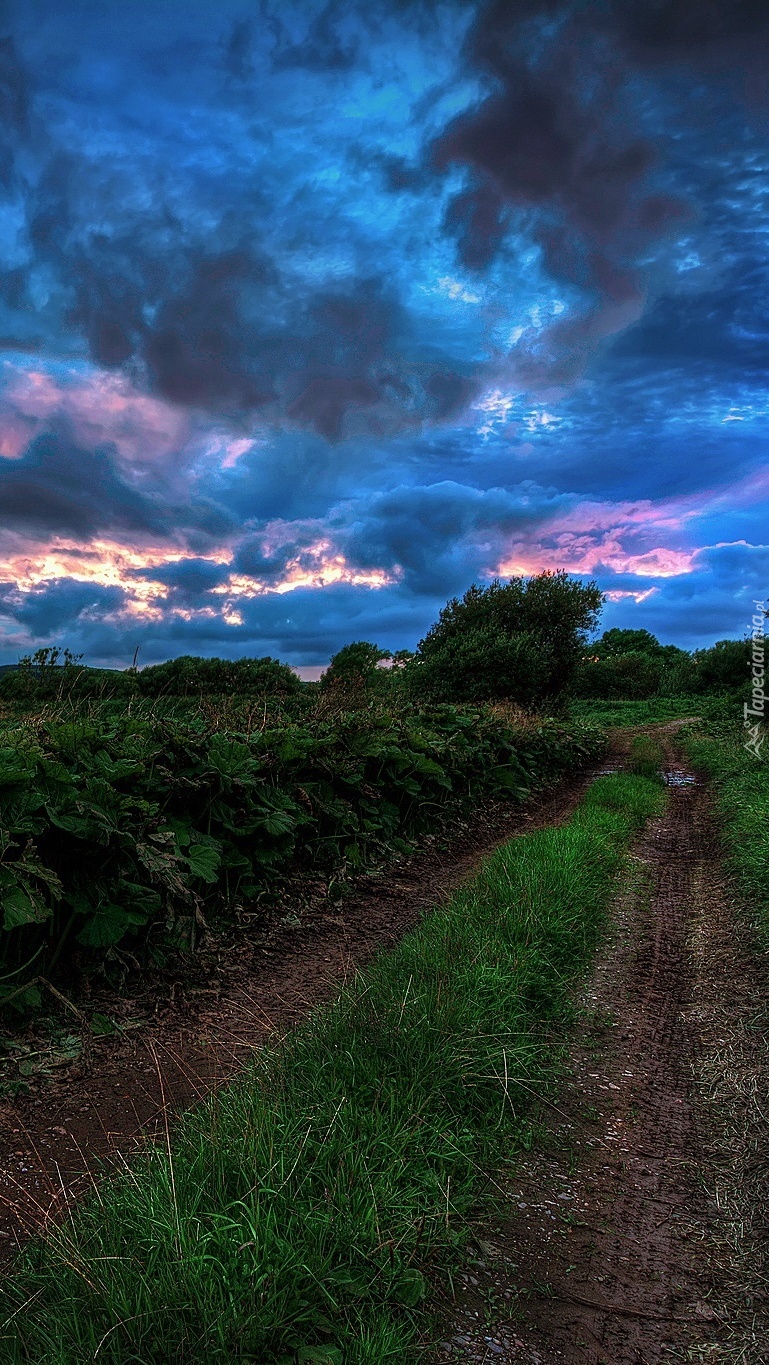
[{"left": 0, "top": 570, "right": 757, "bottom": 709}]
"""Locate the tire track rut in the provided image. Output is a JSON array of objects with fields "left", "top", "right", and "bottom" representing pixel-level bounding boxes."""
[{"left": 434, "top": 730, "right": 769, "bottom": 1363}]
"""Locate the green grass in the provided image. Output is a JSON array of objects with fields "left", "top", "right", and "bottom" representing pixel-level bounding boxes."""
[
  {"left": 570, "top": 696, "right": 702, "bottom": 728},
  {"left": 627, "top": 734, "right": 665, "bottom": 781},
  {"left": 682, "top": 722, "right": 769, "bottom": 946},
  {"left": 0, "top": 772, "right": 665, "bottom": 1364}
]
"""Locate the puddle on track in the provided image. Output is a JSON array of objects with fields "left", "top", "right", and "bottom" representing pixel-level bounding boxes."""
[{"left": 663, "top": 768, "right": 697, "bottom": 787}]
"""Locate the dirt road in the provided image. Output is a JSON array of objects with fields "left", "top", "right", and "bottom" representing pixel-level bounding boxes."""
[
  {"left": 2, "top": 725, "right": 766, "bottom": 1364},
  {"left": 434, "top": 734, "right": 769, "bottom": 1363}
]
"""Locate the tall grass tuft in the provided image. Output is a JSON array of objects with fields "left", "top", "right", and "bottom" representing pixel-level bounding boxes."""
[
  {"left": 627, "top": 734, "right": 665, "bottom": 782},
  {"left": 0, "top": 772, "right": 664, "bottom": 1364}
]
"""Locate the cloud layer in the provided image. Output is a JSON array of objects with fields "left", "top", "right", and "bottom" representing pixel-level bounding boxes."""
[{"left": 1, "top": 0, "right": 768, "bottom": 665}]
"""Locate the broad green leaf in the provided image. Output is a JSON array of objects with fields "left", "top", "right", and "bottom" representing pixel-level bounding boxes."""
[
  {"left": 186, "top": 842, "right": 221, "bottom": 883},
  {"left": 392, "top": 1268, "right": 427, "bottom": 1307},
  {"left": 76, "top": 904, "right": 143, "bottom": 948},
  {"left": 2, "top": 885, "right": 52, "bottom": 930}
]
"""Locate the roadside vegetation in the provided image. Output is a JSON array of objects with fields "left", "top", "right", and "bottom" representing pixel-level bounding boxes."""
[
  {"left": 0, "top": 573, "right": 761, "bottom": 1016},
  {"left": 0, "top": 705, "right": 603, "bottom": 1010},
  {"left": 0, "top": 768, "right": 665, "bottom": 1364},
  {"left": 681, "top": 699, "right": 769, "bottom": 946},
  {"left": 0, "top": 572, "right": 606, "bottom": 1013}
]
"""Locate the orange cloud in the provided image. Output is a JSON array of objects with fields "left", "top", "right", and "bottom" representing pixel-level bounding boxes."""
[{"left": 0, "top": 536, "right": 395, "bottom": 633}]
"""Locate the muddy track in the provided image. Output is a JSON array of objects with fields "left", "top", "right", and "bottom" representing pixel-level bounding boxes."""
[
  {"left": 0, "top": 752, "right": 619, "bottom": 1258},
  {"left": 433, "top": 731, "right": 769, "bottom": 1363}
]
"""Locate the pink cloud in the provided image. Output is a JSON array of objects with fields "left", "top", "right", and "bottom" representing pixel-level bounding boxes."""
[
  {"left": 493, "top": 494, "right": 699, "bottom": 581},
  {"left": 2, "top": 363, "right": 192, "bottom": 467}
]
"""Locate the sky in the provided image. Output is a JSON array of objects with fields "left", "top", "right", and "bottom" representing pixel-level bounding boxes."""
[{"left": 1, "top": 0, "right": 768, "bottom": 670}]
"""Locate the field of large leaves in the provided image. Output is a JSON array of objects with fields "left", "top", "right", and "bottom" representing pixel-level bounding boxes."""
[{"left": 0, "top": 702, "right": 604, "bottom": 1003}]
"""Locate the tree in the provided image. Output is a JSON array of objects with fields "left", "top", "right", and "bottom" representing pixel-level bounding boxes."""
[
  {"left": 691, "top": 638, "right": 753, "bottom": 693},
  {"left": 137, "top": 655, "right": 302, "bottom": 697},
  {"left": 409, "top": 571, "right": 603, "bottom": 706},
  {"left": 577, "top": 628, "right": 698, "bottom": 698},
  {"left": 574, "top": 651, "right": 663, "bottom": 700},
  {"left": 592, "top": 628, "right": 665, "bottom": 658},
  {"left": 320, "top": 641, "right": 391, "bottom": 692}
]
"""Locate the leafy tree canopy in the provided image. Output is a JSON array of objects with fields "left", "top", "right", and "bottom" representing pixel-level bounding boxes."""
[
  {"left": 591, "top": 628, "right": 664, "bottom": 658},
  {"left": 692, "top": 638, "right": 753, "bottom": 692},
  {"left": 138, "top": 654, "right": 301, "bottom": 697},
  {"left": 411, "top": 571, "right": 603, "bottom": 706},
  {"left": 320, "top": 641, "right": 391, "bottom": 692}
]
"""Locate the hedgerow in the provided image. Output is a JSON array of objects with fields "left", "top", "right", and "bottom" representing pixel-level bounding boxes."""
[{"left": 0, "top": 706, "right": 604, "bottom": 999}]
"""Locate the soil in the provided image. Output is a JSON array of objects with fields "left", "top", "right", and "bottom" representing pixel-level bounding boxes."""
[
  {"left": 0, "top": 753, "right": 612, "bottom": 1258},
  {"left": 432, "top": 727, "right": 769, "bottom": 1363}
]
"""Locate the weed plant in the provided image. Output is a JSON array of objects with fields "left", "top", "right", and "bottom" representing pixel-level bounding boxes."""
[
  {"left": 627, "top": 734, "right": 665, "bottom": 782},
  {"left": 0, "top": 705, "right": 604, "bottom": 1000}
]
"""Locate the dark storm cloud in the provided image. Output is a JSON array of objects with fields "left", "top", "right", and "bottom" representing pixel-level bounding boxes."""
[
  {"left": 613, "top": 0, "right": 769, "bottom": 67},
  {"left": 0, "top": 430, "right": 167, "bottom": 538},
  {"left": 422, "top": 0, "right": 769, "bottom": 397},
  {"left": 0, "top": 577, "right": 125, "bottom": 636},
  {"left": 54, "top": 229, "right": 473, "bottom": 438},
  {"left": 132, "top": 557, "right": 231, "bottom": 598},
  {"left": 233, "top": 536, "right": 315, "bottom": 585},
  {"left": 133, "top": 556, "right": 230, "bottom": 595},
  {"left": 0, "top": 0, "right": 767, "bottom": 666},
  {"left": 216, "top": 431, "right": 362, "bottom": 524},
  {"left": 612, "top": 262, "right": 769, "bottom": 369},
  {"left": 0, "top": 14, "right": 476, "bottom": 441},
  {"left": 2, "top": 0, "right": 760, "bottom": 441},
  {"left": 0, "top": 426, "right": 234, "bottom": 544},
  {"left": 338, "top": 479, "right": 563, "bottom": 594},
  {"left": 429, "top": 1, "right": 698, "bottom": 387},
  {"left": 0, "top": 29, "right": 30, "bottom": 194},
  {"left": 268, "top": 2, "right": 362, "bottom": 73}
]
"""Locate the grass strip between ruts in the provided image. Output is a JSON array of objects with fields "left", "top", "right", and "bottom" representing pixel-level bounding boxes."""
[{"left": 0, "top": 771, "right": 665, "bottom": 1364}]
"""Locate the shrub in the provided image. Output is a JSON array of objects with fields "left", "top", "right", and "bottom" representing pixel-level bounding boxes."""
[
  {"left": 409, "top": 571, "right": 603, "bottom": 706},
  {"left": 137, "top": 654, "right": 302, "bottom": 698}
]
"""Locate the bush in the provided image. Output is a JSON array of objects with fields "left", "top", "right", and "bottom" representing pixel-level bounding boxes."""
[
  {"left": 0, "top": 650, "right": 138, "bottom": 705},
  {"left": 409, "top": 572, "right": 603, "bottom": 707},
  {"left": 574, "top": 650, "right": 663, "bottom": 700},
  {"left": 691, "top": 638, "right": 753, "bottom": 694},
  {"left": 137, "top": 654, "right": 302, "bottom": 698},
  {"left": 575, "top": 630, "right": 697, "bottom": 700}
]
